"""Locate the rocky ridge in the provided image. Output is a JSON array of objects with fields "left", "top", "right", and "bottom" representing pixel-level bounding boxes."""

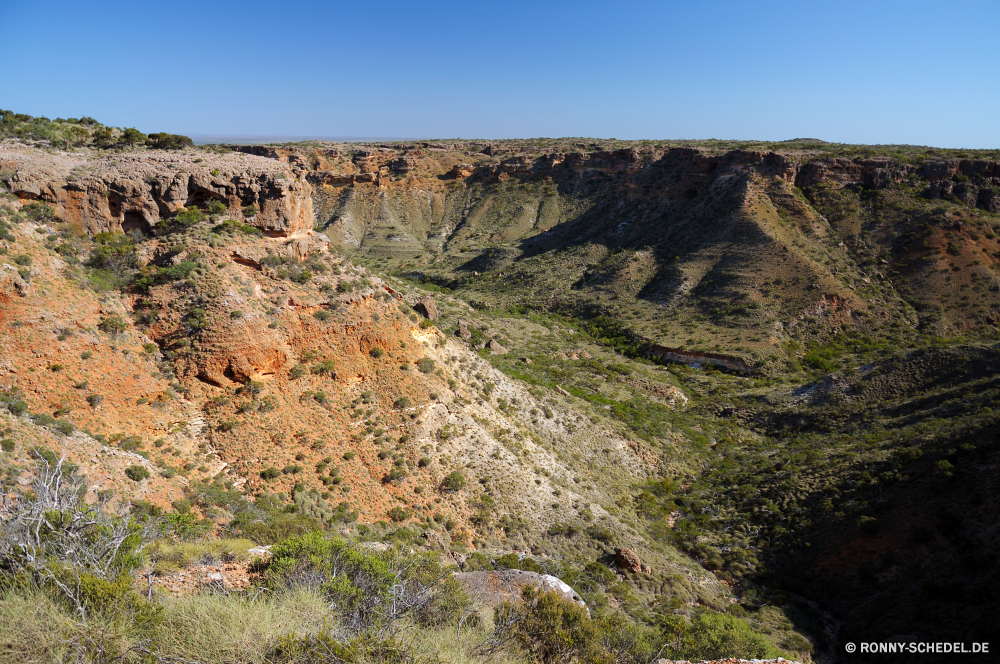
[{"left": 1, "top": 145, "right": 313, "bottom": 236}]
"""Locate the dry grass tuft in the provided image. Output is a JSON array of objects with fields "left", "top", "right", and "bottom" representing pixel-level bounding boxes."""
[
  {"left": 150, "top": 589, "right": 328, "bottom": 664},
  {"left": 0, "top": 588, "right": 76, "bottom": 664},
  {"left": 150, "top": 538, "right": 258, "bottom": 573}
]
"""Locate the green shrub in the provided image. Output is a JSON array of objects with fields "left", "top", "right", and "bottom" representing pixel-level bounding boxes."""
[
  {"left": 86, "top": 394, "right": 103, "bottom": 407},
  {"left": 5, "top": 399, "right": 27, "bottom": 416},
  {"left": 175, "top": 207, "right": 204, "bottom": 226},
  {"left": 585, "top": 525, "right": 614, "bottom": 544},
  {"left": 242, "top": 204, "right": 258, "bottom": 217},
  {"left": 21, "top": 202, "right": 54, "bottom": 222},
  {"left": 148, "top": 132, "right": 194, "bottom": 149},
  {"left": 393, "top": 396, "right": 411, "bottom": 409},
  {"left": 935, "top": 459, "right": 955, "bottom": 478},
  {"left": 120, "top": 127, "right": 147, "bottom": 146},
  {"left": 31, "top": 412, "right": 56, "bottom": 427},
  {"left": 415, "top": 575, "right": 470, "bottom": 626},
  {"left": 312, "top": 359, "right": 336, "bottom": 376},
  {"left": 125, "top": 465, "right": 151, "bottom": 482},
  {"left": 87, "top": 233, "right": 137, "bottom": 289},
  {"left": 314, "top": 309, "right": 331, "bottom": 322},
  {"left": 387, "top": 506, "right": 412, "bottom": 522},
  {"left": 1, "top": 439, "right": 14, "bottom": 452},
  {"left": 386, "top": 468, "right": 407, "bottom": 483},
  {"left": 252, "top": 531, "right": 457, "bottom": 634},
  {"left": 98, "top": 315, "right": 127, "bottom": 335},
  {"left": 416, "top": 357, "right": 435, "bottom": 373},
  {"left": 503, "top": 587, "right": 600, "bottom": 663},
  {"left": 342, "top": 452, "right": 356, "bottom": 461},
  {"left": 369, "top": 347, "right": 384, "bottom": 359},
  {"left": 272, "top": 626, "right": 415, "bottom": 663},
  {"left": 803, "top": 351, "right": 836, "bottom": 372},
  {"left": 672, "top": 611, "right": 783, "bottom": 661},
  {"left": 12, "top": 253, "right": 31, "bottom": 266},
  {"left": 440, "top": 471, "right": 465, "bottom": 492}
]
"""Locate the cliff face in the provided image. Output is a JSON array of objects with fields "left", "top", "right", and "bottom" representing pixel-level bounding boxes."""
[
  {"left": 1, "top": 147, "right": 313, "bottom": 236},
  {"left": 226, "top": 141, "right": 1000, "bottom": 238}
]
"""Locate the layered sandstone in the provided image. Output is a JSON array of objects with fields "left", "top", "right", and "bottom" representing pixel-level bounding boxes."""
[{"left": 1, "top": 146, "right": 313, "bottom": 236}]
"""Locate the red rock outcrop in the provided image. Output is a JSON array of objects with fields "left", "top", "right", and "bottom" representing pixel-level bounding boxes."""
[
  {"left": 2, "top": 148, "right": 312, "bottom": 237},
  {"left": 413, "top": 297, "right": 439, "bottom": 321},
  {"left": 642, "top": 344, "right": 751, "bottom": 373},
  {"left": 615, "top": 547, "right": 643, "bottom": 573}
]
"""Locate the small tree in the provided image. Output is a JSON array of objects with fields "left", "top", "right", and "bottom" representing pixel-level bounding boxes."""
[
  {"left": 0, "top": 451, "right": 156, "bottom": 617},
  {"left": 120, "top": 127, "right": 147, "bottom": 146},
  {"left": 99, "top": 314, "right": 128, "bottom": 336}
]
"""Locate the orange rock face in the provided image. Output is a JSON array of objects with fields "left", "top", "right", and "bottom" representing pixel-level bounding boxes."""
[{"left": 2, "top": 147, "right": 312, "bottom": 237}]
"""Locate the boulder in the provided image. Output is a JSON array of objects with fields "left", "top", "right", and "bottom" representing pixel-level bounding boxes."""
[
  {"left": 414, "top": 297, "right": 439, "bottom": 321},
  {"left": 615, "top": 547, "right": 643, "bottom": 573},
  {"left": 452, "top": 569, "right": 586, "bottom": 608},
  {"left": 457, "top": 320, "right": 472, "bottom": 339},
  {"left": 488, "top": 339, "right": 508, "bottom": 355},
  {"left": 0, "top": 264, "right": 30, "bottom": 299}
]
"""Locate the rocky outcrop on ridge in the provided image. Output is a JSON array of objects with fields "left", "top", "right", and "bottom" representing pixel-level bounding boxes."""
[{"left": 1, "top": 146, "right": 313, "bottom": 236}]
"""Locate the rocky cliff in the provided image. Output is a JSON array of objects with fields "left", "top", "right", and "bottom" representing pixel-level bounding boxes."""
[
  {"left": 1, "top": 146, "right": 313, "bottom": 236},
  {"left": 227, "top": 140, "right": 1000, "bottom": 368}
]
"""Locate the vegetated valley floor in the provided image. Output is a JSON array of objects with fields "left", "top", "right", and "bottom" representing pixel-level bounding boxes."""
[{"left": 3, "top": 130, "right": 1000, "bottom": 662}]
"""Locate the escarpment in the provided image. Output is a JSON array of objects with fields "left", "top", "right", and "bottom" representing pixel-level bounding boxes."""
[{"left": 1, "top": 147, "right": 313, "bottom": 236}]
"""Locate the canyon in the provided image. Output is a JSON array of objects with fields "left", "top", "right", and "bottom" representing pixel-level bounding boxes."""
[{"left": 3, "top": 128, "right": 1000, "bottom": 662}]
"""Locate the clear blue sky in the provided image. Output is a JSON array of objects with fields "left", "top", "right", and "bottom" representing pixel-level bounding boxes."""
[{"left": 4, "top": 0, "right": 999, "bottom": 146}]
